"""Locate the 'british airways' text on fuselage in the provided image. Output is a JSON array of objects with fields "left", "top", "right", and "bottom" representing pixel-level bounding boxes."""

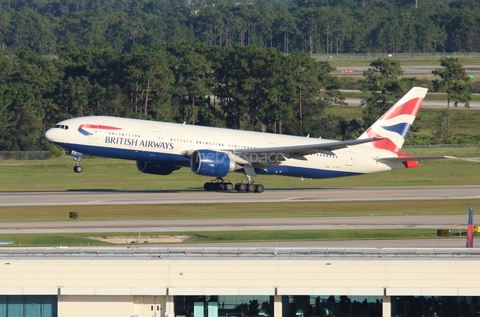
[{"left": 105, "top": 136, "right": 174, "bottom": 150}]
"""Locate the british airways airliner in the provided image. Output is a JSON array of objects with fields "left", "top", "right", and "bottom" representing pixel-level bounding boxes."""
[{"left": 45, "top": 87, "right": 452, "bottom": 193}]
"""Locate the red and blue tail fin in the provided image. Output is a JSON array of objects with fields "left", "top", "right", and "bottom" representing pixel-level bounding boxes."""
[
  {"left": 467, "top": 206, "right": 474, "bottom": 248},
  {"left": 358, "top": 87, "right": 428, "bottom": 152}
]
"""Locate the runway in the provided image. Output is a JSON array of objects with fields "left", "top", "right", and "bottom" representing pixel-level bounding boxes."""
[{"left": 1, "top": 185, "right": 480, "bottom": 206}]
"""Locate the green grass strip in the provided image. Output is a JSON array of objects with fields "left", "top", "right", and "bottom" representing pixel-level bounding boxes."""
[
  {"left": 0, "top": 199, "right": 479, "bottom": 222},
  {"left": 0, "top": 229, "right": 464, "bottom": 247}
]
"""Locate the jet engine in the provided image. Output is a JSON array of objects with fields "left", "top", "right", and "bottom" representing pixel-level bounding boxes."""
[
  {"left": 190, "top": 150, "right": 238, "bottom": 177},
  {"left": 136, "top": 161, "right": 177, "bottom": 175}
]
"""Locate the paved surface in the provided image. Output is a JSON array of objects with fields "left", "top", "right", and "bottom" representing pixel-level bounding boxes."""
[
  {"left": 151, "top": 239, "right": 469, "bottom": 249},
  {"left": 336, "top": 65, "right": 480, "bottom": 75},
  {"left": 344, "top": 98, "right": 480, "bottom": 109},
  {"left": 1, "top": 186, "right": 479, "bottom": 206},
  {"left": 0, "top": 215, "right": 469, "bottom": 234}
]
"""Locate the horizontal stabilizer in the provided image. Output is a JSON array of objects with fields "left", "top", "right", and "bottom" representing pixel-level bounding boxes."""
[{"left": 375, "top": 155, "right": 456, "bottom": 163}]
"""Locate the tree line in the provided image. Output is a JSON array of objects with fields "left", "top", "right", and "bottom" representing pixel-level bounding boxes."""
[
  {"left": 1, "top": 42, "right": 475, "bottom": 152},
  {"left": 0, "top": 43, "right": 346, "bottom": 151},
  {"left": 1, "top": 0, "right": 480, "bottom": 55}
]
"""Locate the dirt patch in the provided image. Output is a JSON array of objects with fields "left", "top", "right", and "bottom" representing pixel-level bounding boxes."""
[{"left": 89, "top": 235, "right": 196, "bottom": 245}]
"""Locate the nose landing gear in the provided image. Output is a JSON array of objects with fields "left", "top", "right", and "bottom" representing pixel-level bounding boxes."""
[
  {"left": 71, "top": 150, "right": 83, "bottom": 173},
  {"left": 73, "top": 163, "right": 83, "bottom": 173}
]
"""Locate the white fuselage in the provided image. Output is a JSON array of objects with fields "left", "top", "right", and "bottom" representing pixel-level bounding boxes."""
[{"left": 45, "top": 116, "right": 404, "bottom": 179}]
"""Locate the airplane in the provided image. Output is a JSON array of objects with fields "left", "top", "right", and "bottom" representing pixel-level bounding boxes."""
[{"left": 45, "top": 87, "right": 453, "bottom": 193}]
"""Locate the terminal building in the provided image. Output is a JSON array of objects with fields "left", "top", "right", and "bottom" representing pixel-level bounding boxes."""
[{"left": 0, "top": 247, "right": 479, "bottom": 317}]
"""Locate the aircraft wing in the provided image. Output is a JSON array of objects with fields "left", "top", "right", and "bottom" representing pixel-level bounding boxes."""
[
  {"left": 374, "top": 155, "right": 456, "bottom": 163},
  {"left": 232, "top": 137, "right": 384, "bottom": 157}
]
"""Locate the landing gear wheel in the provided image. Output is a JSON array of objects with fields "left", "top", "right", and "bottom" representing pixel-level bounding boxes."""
[
  {"left": 203, "top": 179, "right": 234, "bottom": 192},
  {"left": 236, "top": 183, "right": 247, "bottom": 192},
  {"left": 255, "top": 184, "right": 265, "bottom": 193},
  {"left": 247, "top": 184, "right": 256, "bottom": 192},
  {"left": 204, "top": 182, "right": 215, "bottom": 191},
  {"left": 73, "top": 166, "right": 83, "bottom": 173}
]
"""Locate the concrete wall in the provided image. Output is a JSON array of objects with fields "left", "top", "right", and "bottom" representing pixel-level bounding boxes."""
[{"left": 1, "top": 258, "right": 480, "bottom": 317}]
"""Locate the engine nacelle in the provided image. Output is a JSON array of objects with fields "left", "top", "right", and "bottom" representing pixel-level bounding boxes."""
[
  {"left": 190, "top": 150, "right": 237, "bottom": 177},
  {"left": 136, "top": 161, "right": 177, "bottom": 175}
]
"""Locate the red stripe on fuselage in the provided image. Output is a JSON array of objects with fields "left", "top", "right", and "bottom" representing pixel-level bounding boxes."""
[{"left": 79, "top": 124, "right": 122, "bottom": 130}]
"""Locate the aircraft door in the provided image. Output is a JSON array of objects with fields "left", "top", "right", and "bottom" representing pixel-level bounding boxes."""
[{"left": 346, "top": 151, "right": 354, "bottom": 167}]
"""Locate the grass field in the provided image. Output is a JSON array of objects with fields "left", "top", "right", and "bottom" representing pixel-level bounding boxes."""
[
  {"left": 1, "top": 199, "right": 479, "bottom": 222},
  {"left": 0, "top": 148, "right": 479, "bottom": 192},
  {"left": 0, "top": 229, "right": 459, "bottom": 247}
]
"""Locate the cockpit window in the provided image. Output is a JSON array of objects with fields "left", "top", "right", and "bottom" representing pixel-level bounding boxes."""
[{"left": 53, "top": 125, "right": 69, "bottom": 130}]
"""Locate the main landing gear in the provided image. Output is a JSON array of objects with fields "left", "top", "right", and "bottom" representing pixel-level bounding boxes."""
[
  {"left": 203, "top": 166, "right": 265, "bottom": 193},
  {"left": 204, "top": 179, "right": 234, "bottom": 192},
  {"left": 203, "top": 179, "right": 265, "bottom": 193},
  {"left": 234, "top": 181, "right": 264, "bottom": 193}
]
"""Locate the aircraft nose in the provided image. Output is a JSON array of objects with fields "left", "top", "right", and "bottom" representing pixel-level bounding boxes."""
[
  {"left": 44, "top": 128, "right": 54, "bottom": 142},
  {"left": 45, "top": 128, "right": 60, "bottom": 143}
]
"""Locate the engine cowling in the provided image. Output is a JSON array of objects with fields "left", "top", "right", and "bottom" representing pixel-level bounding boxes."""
[
  {"left": 190, "top": 150, "right": 237, "bottom": 177},
  {"left": 136, "top": 161, "right": 177, "bottom": 175}
]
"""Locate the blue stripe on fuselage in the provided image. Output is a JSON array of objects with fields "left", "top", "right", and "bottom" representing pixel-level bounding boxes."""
[
  {"left": 55, "top": 143, "right": 361, "bottom": 179},
  {"left": 256, "top": 166, "right": 361, "bottom": 179},
  {"left": 54, "top": 143, "right": 191, "bottom": 167}
]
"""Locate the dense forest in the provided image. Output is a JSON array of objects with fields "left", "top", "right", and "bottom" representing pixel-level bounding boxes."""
[
  {"left": 1, "top": 0, "right": 480, "bottom": 152},
  {"left": 1, "top": 0, "right": 480, "bottom": 54},
  {"left": 0, "top": 43, "right": 351, "bottom": 151}
]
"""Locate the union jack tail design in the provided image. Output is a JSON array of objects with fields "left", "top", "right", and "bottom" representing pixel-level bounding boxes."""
[
  {"left": 358, "top": 87, "right": 428, "bottom": 152},
  {"left": 467, "top": 206, "right": 474, "bottom": 248}
]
